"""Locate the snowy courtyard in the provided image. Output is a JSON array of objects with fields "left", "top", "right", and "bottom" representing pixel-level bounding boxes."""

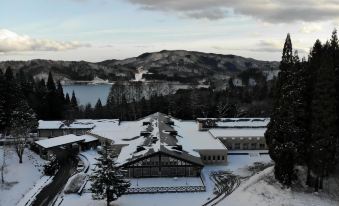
[
  {"left": 55, "top": 149, "right": 339, "bottom": 206},
  {"left": 59, "top": 150, "right": 274, "bottom": 206},
  {"left": 1, "top": 147, "right": 339, "bottom": 206},
  {"left": 0, "top": 146, "right": 46, "bottom": 206}
]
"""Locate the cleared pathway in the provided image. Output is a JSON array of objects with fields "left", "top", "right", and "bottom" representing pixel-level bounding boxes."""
[{"left": 32, "top": 149, "right": 78, "bottom": 206}]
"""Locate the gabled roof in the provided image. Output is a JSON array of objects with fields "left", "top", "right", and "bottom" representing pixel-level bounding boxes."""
[
  {"left": 121, "top": 150, "right": 204, "bottom": 167},
  {"left": 90, "top": 112, "right": 208, "bottom": 166},
  {"left": 118, "top": 112, "right": 203, "bottom": 165}
]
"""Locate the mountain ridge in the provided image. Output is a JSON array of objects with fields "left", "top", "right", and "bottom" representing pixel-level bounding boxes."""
[{"left": 0, "top": 50, "right": 279, "bottom": 83}]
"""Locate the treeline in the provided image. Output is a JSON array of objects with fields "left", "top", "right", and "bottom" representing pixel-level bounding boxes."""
[
  {"left": 0, "top": 61, "right": 274, "bottom": 123},
  {"left": 0, "top": 69, "right": 79, "bottom": 126},
  {"left": 79, "top": 77, "right": 273, "bottom": 120},
  {"left": 266, "top": 31, "right": 339, "bottom": 191}
]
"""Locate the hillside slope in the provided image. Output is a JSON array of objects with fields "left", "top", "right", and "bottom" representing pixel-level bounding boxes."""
[{"left": 0, "top": 50, "right": 279, "bottom": 83}]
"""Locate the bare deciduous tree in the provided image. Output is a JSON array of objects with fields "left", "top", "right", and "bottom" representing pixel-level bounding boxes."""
[
  {"left": 10, "top": 100, "right": 37, "bottom": 164},
  {"left": 1, "top": 141, "right": 9, "bottom": 184}
]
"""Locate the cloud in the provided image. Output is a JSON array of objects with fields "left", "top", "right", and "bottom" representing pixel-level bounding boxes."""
[
  {"left": 300, "top": 23, "right": 323, "bottom": 33},
  {"left": 254, "top": 40, "right": 283, "bottom": 52},
  {"left": 0, "top": 29, "right": 90, "bottom": 53},
  {"left": 125, "top": 0, "right": 339, "bottom": 23}
]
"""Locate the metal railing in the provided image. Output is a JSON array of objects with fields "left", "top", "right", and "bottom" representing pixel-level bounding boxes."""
[{"left": 83, "top": 185, "right": 205, "bottom": 194}]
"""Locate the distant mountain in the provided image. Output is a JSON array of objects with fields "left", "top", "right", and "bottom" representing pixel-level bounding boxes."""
[{"left": 0, "top": 50, "right": 279, "bottom": 83}]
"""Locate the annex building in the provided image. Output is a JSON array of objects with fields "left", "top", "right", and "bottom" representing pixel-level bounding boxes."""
[{"left": 36, "top": 113, "right": 269, "bottom": 178}]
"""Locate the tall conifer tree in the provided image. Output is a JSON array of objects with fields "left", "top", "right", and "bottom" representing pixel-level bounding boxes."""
[
  {"left": 310, "top": 45, "right": 337, "bottom": 191},
  {"left": 265, "top": 34, "right": 305, "bottom": 185},
  {"left": 91, "top": 142, "right": 130, "bottom": 206}
]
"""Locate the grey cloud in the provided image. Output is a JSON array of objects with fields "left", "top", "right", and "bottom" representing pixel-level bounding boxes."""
[{"left": 126, "top": 0, "right": 339, "bottom": 23}]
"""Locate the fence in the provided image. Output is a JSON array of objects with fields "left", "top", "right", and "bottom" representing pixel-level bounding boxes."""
[{"left": 83, "top": 185, "right": 205, "bottom": 194}]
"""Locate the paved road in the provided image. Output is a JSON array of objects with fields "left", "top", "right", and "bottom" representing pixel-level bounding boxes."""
[{"left": 32, "top": 149, "right": 78, "bottom": 206}]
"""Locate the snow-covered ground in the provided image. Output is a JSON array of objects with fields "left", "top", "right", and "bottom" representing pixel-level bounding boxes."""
[
  {"left": 129, "top": 177, "right": 203, "bottom": 188},
  {"left": 60, "top": 151, "right": 273, "bottom": 206},
  {"left": 222, "top": 166, "right": 339, "bottom": 206},
  {"left": 4, "top": 147, "right": 336, "bottom": 206},
  {"left": 60, "top": 150, "right": 339, "bottom": 206},
  {"left": 0, "top": 146, "right": 46, "bottom": 206}
]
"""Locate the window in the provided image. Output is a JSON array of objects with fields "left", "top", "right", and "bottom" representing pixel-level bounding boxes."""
[
  {"left": 212, "top": 156, "right": 215, "bottom": 160},
  {"left": 208, "top": 156, "right": 211, "bottom": 160},
  {"left": 203, "top": 156, "right": 207, "bottom": 161},
  {"left": 217, "top": 156, "right": 220, "bottom": 160},
  {"left": 222, "top": 156, "right": 225, "bottom": 160},
  {"left": 235, "top": 143, "right": 240, "bottom": 149},
  {"left": 260, "top": 144, "right": 266, "bottom": 149},
  {"left": 251, "top": 143, "right": 257, "bottom": 149},
  {"left": 243, "top": 143, "right": 249, "bottom": 150}
]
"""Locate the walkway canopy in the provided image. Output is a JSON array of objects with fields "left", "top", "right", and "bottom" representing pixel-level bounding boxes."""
[{"left": 35, "top": 134, "right": 97, "bottom": 149}]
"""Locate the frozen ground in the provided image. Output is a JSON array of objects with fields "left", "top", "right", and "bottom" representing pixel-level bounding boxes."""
[
  {"left": 0, "top": 146, "right": 46, "bottom": 206},
  {"left": 222, "top": 167, "right": 339, "bottom": 206},
  {"left": 57, "top": 150, "right": 339, "bottom": 206},
  {"left": 129, "top": 177, "right": 203, "bottom": 188},
  {"left": 60, "top": 151, "right": 273, "bottom": 206}
]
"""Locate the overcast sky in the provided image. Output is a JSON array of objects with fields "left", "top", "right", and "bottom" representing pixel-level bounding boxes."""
[{"left": 1, "top": 0, "right": 339, "bottom": 62}]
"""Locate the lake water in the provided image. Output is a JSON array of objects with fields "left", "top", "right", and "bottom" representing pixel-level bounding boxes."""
[
  {"left": 63, "top": 84, "right": 111, "bottom": 106},
  {"left": 63, "top": 82, "right": 209, "bottom": 107}
]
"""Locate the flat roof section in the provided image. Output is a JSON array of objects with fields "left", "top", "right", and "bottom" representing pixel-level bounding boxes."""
[{"left": 35, "top": 134, "right": 97, "bottom": 149}]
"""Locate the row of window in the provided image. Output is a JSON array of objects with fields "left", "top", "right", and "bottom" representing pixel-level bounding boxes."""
[
  {"left": 126, "top": 166, "right": 199, "bottom": 177},
  {"left": 202, "top": 155, "right": 226, "bottom": 161},
  {"left": 228, "top": 143, "right": 266, "bottom": 150},
  {"left": 133, "top": 161, "right": 190, "bottom": 166}
]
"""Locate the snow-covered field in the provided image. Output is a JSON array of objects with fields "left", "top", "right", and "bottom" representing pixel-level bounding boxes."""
[
  {"left": 223, "top": 166, "right": 339, "bottom": 206},
  {"left": 59, "top": 150, "right": 339, "bottom": 206},
  {"left": 60, "top": 150, "right": 273, "bottom": 206},
  {"left": 0, "top": 146, "right": 46, "bottom": 206},
  {"left": 2, "top": 147, "right": 337, "bottom": 206}
]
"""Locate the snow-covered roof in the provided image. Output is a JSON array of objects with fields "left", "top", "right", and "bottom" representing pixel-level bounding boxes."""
[
  {"left": 197, "top": 118, "right": 269, "bottom": 128},
  {"left": 209, "top": 128, "right": 266, "bottom": 138},
  {"left": 174, "top": 121, "right": 227, "bottom": 151},
  {"left": 89, "top": 113, "right": 221, "bottom": 166},
  {"left": 35, "top": 134, "right": 98, "bottom": 149},
  {"left": 81, "top": 134, "right": 99, "bottom": 143},
  {"left": 38, "top": 119, "right": 119, "bottom": 130}
]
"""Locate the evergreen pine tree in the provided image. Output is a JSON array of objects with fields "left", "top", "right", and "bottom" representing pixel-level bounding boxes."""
[
  {"left": 265, "top": 34, "right": 305, "bottom": 186},
  {"left": 84, "top": 103, "right": 93, "bottom": 118},
  {"left": 35, "top": 79, "right": 49, "bottom": 119},
  {"left": 71, "top": 91, "right": 78, "bottom": 108},
  {"left": 0, "top": 70, "right": 6, "bottom": 133},
  {"left": 94, "top": 99, "right": 103, "bottom": 119},
  {"left": 91, "top": 142, "right": 130, "bottom": 206},
  {"left": 305, "top": 40, "right": 323, "bottom": 185},
  {"left": 3, "top": 67, "right": 23, "bottom": 134},
  {"left": 65, "top": 93, "right": 71, "bottom": 105},
  {"left": 309, "top": 45, "right": 337, "bottom": 191},
  {"left": 330, "top": 29, "right": 339, "bottom": 165},
  {"left": 56, "top": 81, "right": 66, "bottom": 118},
  {"left": 47, "top": 72, "right": 56, "bottom": 92},
  {"left": 45, "top": 72, "right": 63, "bottom": 119}
]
